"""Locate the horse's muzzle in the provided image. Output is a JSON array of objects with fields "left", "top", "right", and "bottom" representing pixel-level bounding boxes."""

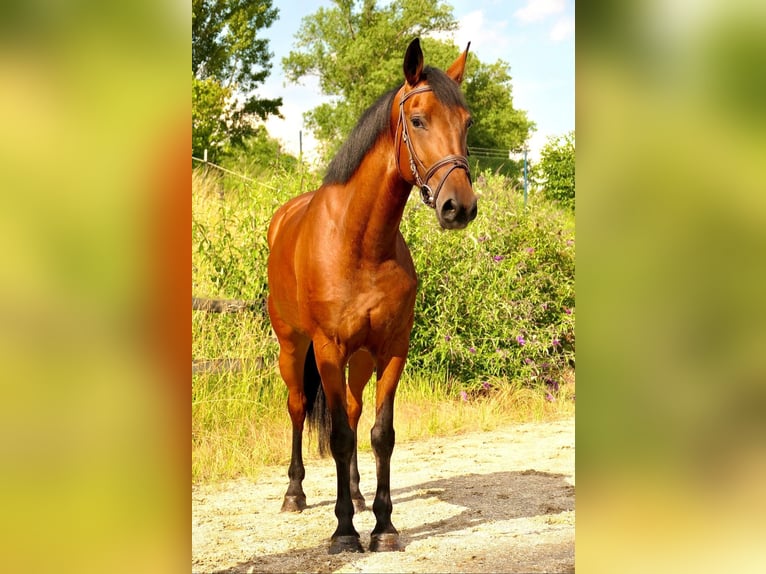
[{"left": 438, "top": 196, "right": 478, "bottom": 229}]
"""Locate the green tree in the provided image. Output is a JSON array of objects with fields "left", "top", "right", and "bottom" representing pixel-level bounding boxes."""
[
  {"left": 283, "top": 0, "right": 533, "bottom": 171},
  {"left": 282, "top": 0, "right": 456, "bottom": 157},
  {"left": 537, "top": 131, "right": 575, "bottom": 209},
  {"left": 192, "top": 0, "right": 283, "bottom": 159},
  {"left": 192, "top": 73, "right": 234, "bottom": 159},
  {"left": 463, "top": 58, "right": 535, "bottom": 177}
]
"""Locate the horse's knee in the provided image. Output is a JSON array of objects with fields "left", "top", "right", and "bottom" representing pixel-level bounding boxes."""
[
  {"left": 371, "top": 398, "right": 396, "bottom": 457},
  {"left": 370, "top": 423, "right": 395, "bottom": 458}
]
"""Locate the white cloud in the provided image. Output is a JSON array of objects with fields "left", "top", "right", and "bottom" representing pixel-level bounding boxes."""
[
  {"left": 549, "top": 16, "right": 575, "bottom": 42},
  {"left": 456, "top": 10, "right": 509, "bottom": 54},
  {"left": 426, "top": 9, "right": 511, "bottom": 63},
  {"left": 514, "top": 0, "right": 566, "bottom": 23}
]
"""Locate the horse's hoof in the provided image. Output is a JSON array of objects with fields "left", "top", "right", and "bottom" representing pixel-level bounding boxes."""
[
  {"left": 328, "top": 535, "right": 364, "bottom": 554},
  {"left": 369, "top": 532, "right": 402, "bottom": 552},
  {"left": 280, "top": 495, "right": 306, "bottom": 513},
  {"left": 352, "top": 497, "right": 367, "bottom": 514}
]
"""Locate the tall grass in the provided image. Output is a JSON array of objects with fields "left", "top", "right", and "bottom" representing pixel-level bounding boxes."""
[{"left": 192, "top": 167, "right": 574, "bottom": 483}]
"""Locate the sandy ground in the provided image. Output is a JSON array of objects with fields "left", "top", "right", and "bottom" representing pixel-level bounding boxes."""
[{"left": 192, "top": 417, "right": 574, "bottom": 573}]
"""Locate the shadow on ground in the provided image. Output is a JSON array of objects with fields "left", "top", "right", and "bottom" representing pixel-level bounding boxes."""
[{"left": 214, "top": 470, "right": 574, "bottom": 574}]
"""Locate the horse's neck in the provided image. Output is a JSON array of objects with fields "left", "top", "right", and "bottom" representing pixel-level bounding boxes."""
[{"left": 333, "top": 143, "right": 411, "bottom": 261}]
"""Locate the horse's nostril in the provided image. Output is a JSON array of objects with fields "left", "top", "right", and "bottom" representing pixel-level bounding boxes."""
[
  {"left": 468, "top": 201, "right": 478, "bottom": 222},
  {"left": 441, "top": 199, "right": 458, "bottom": 221}
]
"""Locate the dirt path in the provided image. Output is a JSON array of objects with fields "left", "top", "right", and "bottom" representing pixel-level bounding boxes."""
[{"left": 192, "top": 417, "right": 574, "bottom": 573}]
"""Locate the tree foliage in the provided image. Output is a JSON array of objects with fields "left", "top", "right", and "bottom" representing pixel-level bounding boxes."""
[
  {"left": 220, "top": 126, "right": 300, "bottom": 176},
  {"left": 464, "top": 59, "right": 533, "bottom": 152},
  {"left": 537, "top": 131, "right": 575, "bottom": 209},
  {"left": 192, "top": 74, "right": 234, "bottom": 160},
  {"left": 192, "top": 0, "right": 282, "bottom": 158},
  {"left": 283, "top": 0, "right": 456, "bottom": 154},
  {"left": 283, "top": 0, "right": 533, "bottom": 170}
]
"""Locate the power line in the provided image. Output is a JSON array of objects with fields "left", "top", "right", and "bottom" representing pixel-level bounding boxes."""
[{"left": 468, "top": 146, "right": 527, "bottom": 160}]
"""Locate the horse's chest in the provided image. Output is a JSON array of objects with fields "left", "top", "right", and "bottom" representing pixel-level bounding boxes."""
[
  {"left": 318, "top": 263, "right": 415, "bottom": 342},
  {"left": 358, "top": 265, "right": 413, "bottom": 310}
]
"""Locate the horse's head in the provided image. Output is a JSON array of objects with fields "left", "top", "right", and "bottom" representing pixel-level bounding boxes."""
[{"left": 394, "top": 38, "right": 478, "bottom": 230}]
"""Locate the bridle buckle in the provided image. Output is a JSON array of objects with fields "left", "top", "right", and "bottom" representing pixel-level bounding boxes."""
[{"left": 420, "top": 185, "right": 434, "bottom": 207}]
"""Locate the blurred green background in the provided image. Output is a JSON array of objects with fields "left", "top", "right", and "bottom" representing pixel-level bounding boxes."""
[
  {"left": 577, "top": 0, "right": 766, "bottom": 571},
  {"left": 0, "top": 1, "right": 189, "bottom": 572},
  {"left": 1, "top": 0, "right": 765, "bottom": 572}
]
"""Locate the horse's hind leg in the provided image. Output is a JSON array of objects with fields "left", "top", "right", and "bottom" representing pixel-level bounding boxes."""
[
  {"left": 280, "top": 336, "right": 312, "bottom": 512},
  {"left": 269, "top": 301, "right": 310, "bottom": 512},
  {"left": 347, "top": 349, "right": 375, "bottom": 514}
]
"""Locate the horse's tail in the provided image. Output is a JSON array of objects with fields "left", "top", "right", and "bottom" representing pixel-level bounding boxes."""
[{"left": 304, "top": 341, "right": 331, "bottom": 457}]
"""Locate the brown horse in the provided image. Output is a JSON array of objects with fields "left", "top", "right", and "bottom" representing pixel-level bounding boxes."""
[{"left": 266, "top": 38, "right": 477, "bottom": 554}]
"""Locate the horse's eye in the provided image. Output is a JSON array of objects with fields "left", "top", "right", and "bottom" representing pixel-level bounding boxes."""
[
  {"left": 466, "top": 117, "right": 474, "bottom": 129},
  {"left": 411, "top": 117, "right": 424, "bottom": 129}
]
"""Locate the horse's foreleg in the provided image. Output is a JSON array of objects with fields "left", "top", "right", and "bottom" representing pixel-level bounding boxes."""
[
  {"left": 314, "top": 340, "right": 364, "bottom": 554},
  {"left": 369, "top": 355, "right": 406, "bottom": 552},
  {"left": 347, "top": 350, "right": 375, "bottom": 514}
]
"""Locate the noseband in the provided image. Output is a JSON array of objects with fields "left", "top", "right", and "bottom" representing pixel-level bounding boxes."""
[{"left": 394, "top": 85, "right": 471, "bottom": 208}]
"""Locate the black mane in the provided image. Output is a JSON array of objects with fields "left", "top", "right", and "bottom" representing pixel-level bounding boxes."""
[
  {"left": 323, "top": 87, "right": 398, "bottom": 186},
  {"left": 323, "top": 66, "right": 468, "bottom": 186}
]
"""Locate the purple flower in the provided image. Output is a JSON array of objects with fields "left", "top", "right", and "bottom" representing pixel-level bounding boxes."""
[
  {"left": 444, "top": 335, "right": 452, "bottom": 342},
  {"left": 566, "top": 239, "right": 574, "bottom": 246},
  {"left": 478, "top": 235, "right": 488, "bottom": 242},
  {"left": 564, "top": 308, "right": 572, "bottom": 315},
  {"left": 492, "top": 255, "right": 504, "bottom": 262},
  {"left": 545, "top": 379, "right": 559, "bottom": 392},
  {"left": 524, "top": 357, "right": 533, "bottom": 364},
  {"left": 460, "top": 391, "right": 468, "bottom": 402},
  {"left": 516, "top": 335, "right": 526, "bottom": 346},
  {"left": 526, "top": 247, "right": 535, "bottom": 254},
  {"left": 545, "top": 392, "right": 555, "bottom": 402},
  {"left": 552, "top": 338, "right": 561, "bottom": 347},
  {"left": 482, "top": 381, "right": 491, "bottom": 390},
  {"left": 541, "top": 303, "right": 548, "bottom": 310},
  {"left": 468, "top": 346, "right": 477, "bottom": 354}
]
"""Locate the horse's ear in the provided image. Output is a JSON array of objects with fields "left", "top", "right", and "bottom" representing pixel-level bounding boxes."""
[
  {"left": 446, "top": 41, "right": 471, "bottom": 84},
  {"left": 403, "top": 38, "right": 424, "bottom": 86}
]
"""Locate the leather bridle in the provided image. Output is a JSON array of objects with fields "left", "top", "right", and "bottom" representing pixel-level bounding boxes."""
[{"left": 394, "top": 85, "right": 472, "bottom": 208}]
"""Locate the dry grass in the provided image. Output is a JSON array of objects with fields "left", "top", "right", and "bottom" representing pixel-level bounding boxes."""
[{"left": 192, "top": 364, "right": 575, "bottom": 483}]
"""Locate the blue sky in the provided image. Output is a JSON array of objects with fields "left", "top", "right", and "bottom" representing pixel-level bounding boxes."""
[{"left": 259, "top": 0, "right": 574, "bottom": 164}]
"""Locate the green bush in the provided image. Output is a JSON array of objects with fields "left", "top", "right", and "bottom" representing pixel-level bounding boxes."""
[
  {"left": 537, "top": 131, "right": 575, "bottom": 210},
  {"left": 402, "top": 171, "right": 575, "bottom": 390}
]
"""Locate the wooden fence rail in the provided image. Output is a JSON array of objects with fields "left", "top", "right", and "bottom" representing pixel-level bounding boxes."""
[
  {"left": 192, "top": 296, "right": 259, "bottom": 313},
  {"left": 192, "top": 297, "right": 269, "bottom": 375}
]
